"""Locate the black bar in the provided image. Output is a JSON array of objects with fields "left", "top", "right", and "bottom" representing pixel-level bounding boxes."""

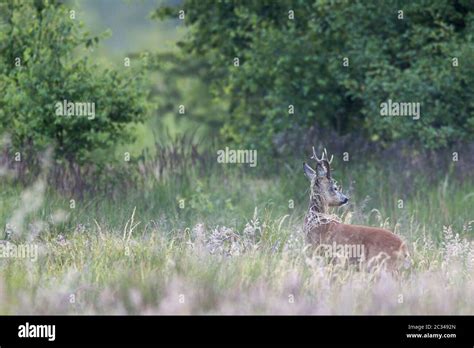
[{"left": 0, "top": 315, "right": 472, "bottom": 346}]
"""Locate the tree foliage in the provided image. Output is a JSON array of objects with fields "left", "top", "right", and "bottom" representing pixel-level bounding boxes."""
[
  {"left": 0, "top": 0, "right": 149, "bottom": 164},
  {"left": 154, "top": 0, "right": 474, "bottom": 150}
]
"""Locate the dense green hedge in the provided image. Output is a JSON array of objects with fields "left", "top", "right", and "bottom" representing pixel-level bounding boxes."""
[
  {"left": 0, "top": 0, "right": 149, "bottom": 164},
  {"left": 155, "top": 0, "right": 474, "bottom": 150}
]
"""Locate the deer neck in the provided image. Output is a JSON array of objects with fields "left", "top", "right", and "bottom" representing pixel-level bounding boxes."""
[
  {"left": 308, "top": 188, "right": 328, "bottom": 215},
  {"left": 304, "top": 190, "right": 340, "bottom": 234}
]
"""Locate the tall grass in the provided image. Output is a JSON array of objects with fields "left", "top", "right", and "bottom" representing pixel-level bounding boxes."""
[
  {"left": 0, "top": 138, "right": 472, "bottom": 314},
  {"left": 1, "top": 154, "right": 471, "bottom": 240},
  {"left": 0, "top": 202, "right": 472, "bottom": 314}
]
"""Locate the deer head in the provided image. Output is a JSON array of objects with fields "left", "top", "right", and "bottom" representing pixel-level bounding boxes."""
[{"left": 303, "top": 147, "right": 348, "bottom": 209}]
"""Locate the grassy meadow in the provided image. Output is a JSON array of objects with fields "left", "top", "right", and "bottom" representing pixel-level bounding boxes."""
[
  {"left": 0, "top": 149, "right": 473, "bottom": 315},
  {"left": 1, "top": 0, "right": 473, "bottom": 317}
]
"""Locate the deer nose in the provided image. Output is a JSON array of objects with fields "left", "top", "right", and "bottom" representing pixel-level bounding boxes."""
[{"left": 342, "top": 197, "right": 349, "bottom": 204}]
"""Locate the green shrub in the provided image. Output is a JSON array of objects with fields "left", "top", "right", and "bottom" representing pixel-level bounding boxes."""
[
  {"left": 0, "top": 0, "right": 149, "bottom": 164},
  {"left": 154, "top": 0, "right": 474, "bottom": 150}
]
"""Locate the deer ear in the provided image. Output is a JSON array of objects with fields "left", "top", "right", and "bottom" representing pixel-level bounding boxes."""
[{"left": 303, "top": 162, "right": 316, "bottom": 180}]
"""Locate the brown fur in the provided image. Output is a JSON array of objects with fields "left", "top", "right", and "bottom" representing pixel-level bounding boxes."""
[
  {"left": 303, "top": 149, "right": 410, "bottom": 271},
  {"left": 306, "top": 221, "right": 409, "bottom": 270}
]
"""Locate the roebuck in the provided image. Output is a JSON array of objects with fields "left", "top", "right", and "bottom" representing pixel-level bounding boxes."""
[{"left": 303, "top": 147, "right": 410, "bottom": 270}]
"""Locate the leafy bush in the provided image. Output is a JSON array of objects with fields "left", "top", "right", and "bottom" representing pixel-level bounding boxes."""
[
  {"left": 0, "top": 0, "right": 149, "bottom": 164},
  {"left": 154, "top": 0, "right": 474, "bottom": 150}
]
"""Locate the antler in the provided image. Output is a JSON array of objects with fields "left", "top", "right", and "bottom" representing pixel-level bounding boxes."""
[
  {"left": 311, "top": 146, "right": 322, "bottom": 162},
  {"left": 310, "top": 146, "right": 333, "bottom": 164},
  {"left": 310, "top": 146, "right": 333, "bottom": 178},
  {"left": 322, "top": 148, "right": 333, "bottom": 164}
]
